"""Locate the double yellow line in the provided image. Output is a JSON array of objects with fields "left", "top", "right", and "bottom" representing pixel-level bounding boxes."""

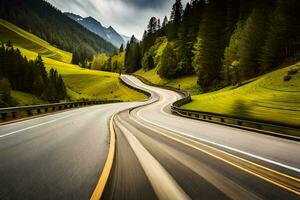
[
  {"left": 90, "top": 115, "right": 116, "bottom": 200},
  {"left": 90, "top": 112, "right": 300, "bottom": 199},
  {"left": 130, "top": 115, "right": 300, "bottom": 196}
]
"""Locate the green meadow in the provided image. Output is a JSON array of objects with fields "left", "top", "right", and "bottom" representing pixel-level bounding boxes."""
[
  {"left": 0, "top": 19, "right": 146, "bottom": 104},
  {"left": 183, "top": 63, "right": 300, "bottom": 127}
]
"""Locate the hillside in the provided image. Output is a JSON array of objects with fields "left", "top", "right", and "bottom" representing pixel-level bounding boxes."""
[
  {"left": 0, "top": 19, "right": 146, "bottom": 104},
  {"left": 0, "top": 0, "right": 116, "bottom": 57},
  {"left": 65, "top": 13, "right": 127, "bottom": 48},
  {"left": 182, "top": 62, "right": 300, "bottom": 127},
  {"left": 136, "top": 68, "right": 200, "bottom": 94},
  {"left": 0, "top": 19, "right": 71, "bottom": 63}
]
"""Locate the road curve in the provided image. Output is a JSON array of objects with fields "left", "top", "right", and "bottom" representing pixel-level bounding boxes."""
[
  {"left": 103, "top": 75, "right": 300, "bottom": 200},
  {"left": 0, "top": 102, "right": 141, "bottom": 200}
]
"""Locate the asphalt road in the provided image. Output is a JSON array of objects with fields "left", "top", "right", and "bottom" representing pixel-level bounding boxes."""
[
  {"left": 103, "top": 75, "right": 300, "bottom": 200},
  {"left": 0, "top": 102, "right": 141, "bottom": 200},
  {"left": 0, "top": 75, "right": 299, "bottom": 200}
]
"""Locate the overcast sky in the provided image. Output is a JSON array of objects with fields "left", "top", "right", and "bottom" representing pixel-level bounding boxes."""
[{"left": 46, "top": 0, "right": 189, "bottom": 39}]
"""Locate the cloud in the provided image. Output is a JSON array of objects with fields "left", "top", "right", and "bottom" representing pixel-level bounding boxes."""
[{"left": 46, "top": 0, "right": 189, "bottom": 39}]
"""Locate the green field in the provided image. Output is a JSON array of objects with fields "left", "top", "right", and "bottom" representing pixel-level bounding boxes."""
[
  {"left": 11, "top": 91, "right": 46, "bottom": 106},
  {"left": 183, "top": 62, "right": 300, "bottom": 127},
  {"left": 0, "top": 19, "right": 146, "bottom": 103},
  {"left": 136, "top": 68, "right": 200, "bottom": 94}
]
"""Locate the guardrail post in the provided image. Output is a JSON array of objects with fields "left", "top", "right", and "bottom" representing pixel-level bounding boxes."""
[
  {"left": 221, "top": 118, "right": 225, "bottom": 123},
  {"left": 1, "top": 113, "right": 7, "bottom": 120},
  {"left": 37, "top": 109, "right": 41, "bottom": 114},
  {"left": 208, "top": 116, "right": 212, "bottom": 120},
  {"left": 238, "top": 121, "right": 242, "bottom": 126},
  {"left": 45, "top": 108, "right": 48, "bottom": 113},
  {"left": 58, "top": 106, "right": 62, "bottom": 110},
  {"left": 12, "top": 112, "right": 17, "bottom": 119},
  {"left": 26, "top": 110, "right": 32, "bottom": 116},
  {"left": 52, "top": 106, "right": 56, "bottom": 111}
]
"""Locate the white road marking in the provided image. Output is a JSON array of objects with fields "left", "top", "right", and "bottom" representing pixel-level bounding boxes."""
[
  {"left": 135, "top": 108, "right": 300, "bottom": 174},
  {"left": 124, "top": 75, "right": 300, "bottom": 174},
  {"left": 117, "top": 116, "right": 191, "bottom": 200},
  {"left": 0, "top": 113, "right": 75, "bottom": 138}
]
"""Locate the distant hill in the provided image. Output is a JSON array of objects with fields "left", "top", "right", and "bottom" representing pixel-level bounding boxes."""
[
  {"left": 65, "top": 12, "right": 129, "bottom": 48},
  {"left": 0, "top": 19, "right": 146, "bottom": 104},
  {"left": 0, "top": 0, "right": 116, "bottom": 57}
]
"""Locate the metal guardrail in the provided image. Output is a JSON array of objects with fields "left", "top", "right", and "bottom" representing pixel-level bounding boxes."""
[
  {"left": 119, "top": 76, "right": 151, "bottom": 97},
  {"left": 130, "top": 74, "right": 300, "bottom": 141},
  {"left": 0, "top": 100, "right": 122, "bottom": 121}
]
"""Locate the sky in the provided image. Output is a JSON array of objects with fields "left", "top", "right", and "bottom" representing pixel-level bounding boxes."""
[{"left": 46, "top": 0, "right": 189, "bottom": 39}]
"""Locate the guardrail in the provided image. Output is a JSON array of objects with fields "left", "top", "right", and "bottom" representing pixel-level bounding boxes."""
[
  {"left": 130, "top": 74, "right": 300, "bottom": 140},
  {"left": 0, "top": 100, "right": 122, "bottom": 121},
  {"left": 119, "top": 76, "right": 151, "bottom": 97}
]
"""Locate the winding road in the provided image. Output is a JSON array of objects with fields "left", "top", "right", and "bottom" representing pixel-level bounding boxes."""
[{"left": 0, "top": 75, "right": 299, "bottom": 200}]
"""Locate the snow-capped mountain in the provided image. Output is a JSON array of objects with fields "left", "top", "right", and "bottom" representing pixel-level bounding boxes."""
[{"left": 65, "top": 13, "right": 129, "bottom": 48}]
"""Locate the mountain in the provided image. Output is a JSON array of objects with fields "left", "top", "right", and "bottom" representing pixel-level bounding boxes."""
[
  {"left": 121, "top": 34, "right": 131, "bottom": 44},
  {"left": 0, "top": 0, "right": 116, "bottom": 57},
  {"left": 65, "top": 13, "right": 129, "bottom": 48}
]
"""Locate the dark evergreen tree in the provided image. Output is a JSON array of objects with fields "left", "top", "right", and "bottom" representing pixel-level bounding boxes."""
[
  {"left": 239, "top": 0, "right": 274, "bottom": 78},
  {"left": 194, "top": 0, "right": 229, "bottom": 90},
  {"left": 119, "top": 44, "right": 124, "bottom": 53},
  {"left": 168, "top": 0, "right": 183, "bottom": 39},
  {"left": 162, "top": 16, "right": 169, "bottom": 27},
  {"left": 124, "top": 36, "right": 142, "bottom": 73},
  {"left": 260, "top": 0, "right": 300, "bottom": 70},
  {"left": 147, "top": 17, "right": 158, "bottom": 34},
  {"left": 177, "top": 3, "right": 194, "bottom": 76}
]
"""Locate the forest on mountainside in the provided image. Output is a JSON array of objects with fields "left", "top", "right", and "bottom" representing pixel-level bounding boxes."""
[
  {"left": 0, "top": 0, "right": 117, "bottom": 67},
  {"left": 122, "top": 0, "right": 299, "bottom": 91},
  {"left": 0, "top": 42, "right": 67, "bottom": 107}
]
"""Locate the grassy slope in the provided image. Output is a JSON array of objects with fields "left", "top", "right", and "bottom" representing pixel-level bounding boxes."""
[
  {"left": 11, "top": 91, "right": 46, "bottom": 105},
  {"left": 136, "top": 68, "right": 200, "bottom": 94},
  {"left": 183, "top": 62, "right": 300, "bottom": 127},
  {"left": 0, "top": 19, "right": 146, "bottom": 103}
]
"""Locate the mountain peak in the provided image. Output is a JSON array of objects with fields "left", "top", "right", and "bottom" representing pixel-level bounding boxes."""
[{"left": 65, "top": 12, "right": 130, "bottom": 48}]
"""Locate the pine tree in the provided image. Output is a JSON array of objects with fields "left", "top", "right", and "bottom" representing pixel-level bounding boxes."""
[
  {"left": 260, "top": 0, "right": 300, "bottom": 70},
  {"left": 239, "top": 1, "right": 274, "bottom": 78},
  {"left": 33, "top": 76, "right": 45, "bottom": 96},
  {"left": 119, "top": 44, "right": 124, "bottom": 53},
  {"left": 170, "top": 0, "right": 183, "bottom": 25},
  {"left": 124, "top": 36, "right": 142, "bottom": 73},
  {"left": 169, "top": 0, "right": 183, "bottom": 39},
  {"left": 35, "top": 55, "right": 48, "bottom": 82},
  {"left": 177, "top": 3, "right": 194, "bottom": 76},
  {"left": 147, "top": 17, "right": 158, "bottom": 34},
  {"left": 162, "top": 16, "right": 168, "bottom": 27},
  {"left": 193, "top": 0, "right": 229, "bottom": 90}
]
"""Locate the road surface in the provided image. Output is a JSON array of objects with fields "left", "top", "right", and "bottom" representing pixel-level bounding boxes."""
[
  {"left": 0, "top": 75, "right": 299, "bottom": 200},
  {"left": 103, "top": 75, "right": 300, "bottom": 200},
  {"left": 0, "top": 102, "right": 141, "bottom": 200}
]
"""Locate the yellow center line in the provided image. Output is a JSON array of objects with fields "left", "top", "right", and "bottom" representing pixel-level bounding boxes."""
[
  {"left": 130, "top": 115, "right": 300, "bottom": 196},
  {"left": 90, "top": 115, "right": 116, "bottom": 200}
]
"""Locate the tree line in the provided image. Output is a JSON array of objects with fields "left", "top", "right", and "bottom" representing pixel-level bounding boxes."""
[
  {"left": 0, "top": 42, "right": 67, "bottom": 107},
  {"left": 123, "top": 0, "right": 299, "bottom": 91}
]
